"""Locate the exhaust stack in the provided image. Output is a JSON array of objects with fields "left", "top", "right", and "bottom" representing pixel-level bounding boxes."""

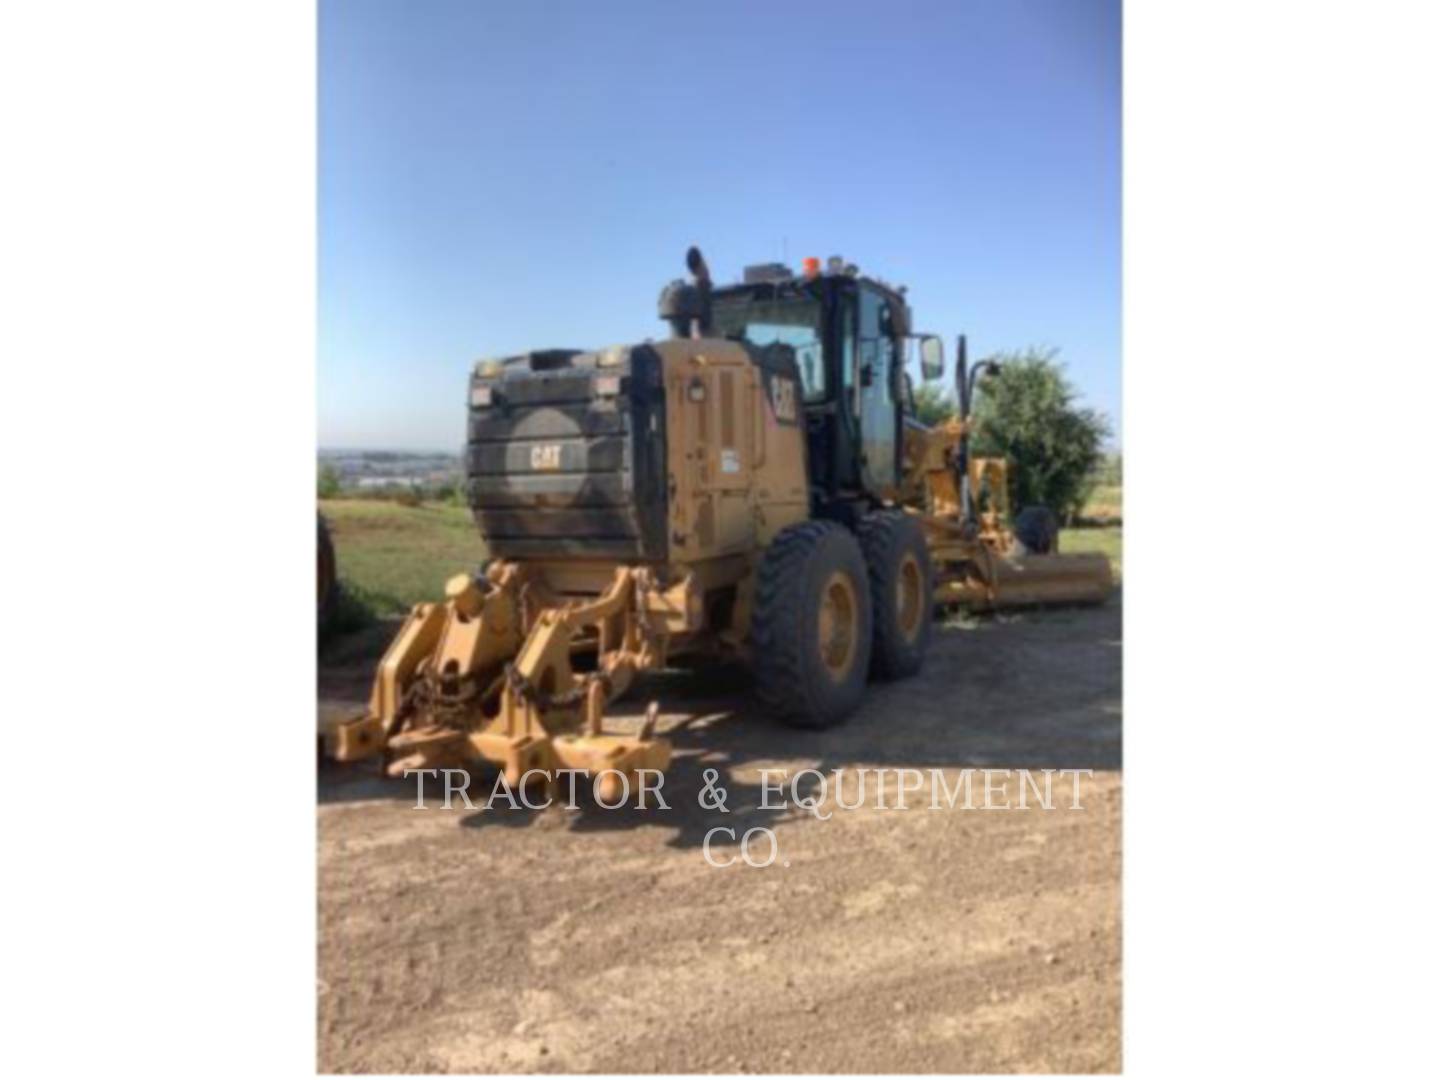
[{"left": 657, "top": 245, "right": 713, "bottom": 339}]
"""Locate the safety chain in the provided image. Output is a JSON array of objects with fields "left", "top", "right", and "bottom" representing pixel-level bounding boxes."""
[
  {"left": 391, "top": 666, "right": 488, "bottom": 733},
  {"left": 504, "top": 662, "right": 611, "bottom": 712},
  {"left": 382, "top": 675, "right": 432, "bottom": 739}
]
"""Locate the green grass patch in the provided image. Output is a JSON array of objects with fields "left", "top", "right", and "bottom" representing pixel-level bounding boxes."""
[
  {"left": 1060, "top": 525, "right": 1123, "bottom": 581},
  {"left": 1083, "top": 483, "right": 1123, "bottom": 520},
  {"left": 319, "top": 498, "right": 488, "bottom": 615},
  {"left": 318, "top": 497, "right": 1122, "bottom": 615}
]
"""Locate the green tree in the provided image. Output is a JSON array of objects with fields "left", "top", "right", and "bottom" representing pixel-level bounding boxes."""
[
  {"left": 317, "top": 463, "right": 342, "bottom": 499},
  {"left": 969, "top": 348, "right": 1112, "bottom": 522},
  {"left": 1106, "top": 452, "right": 1123, "bottom": 487},
  {"left": 911, "top": 382, "right": 958, "bottom": 426}
]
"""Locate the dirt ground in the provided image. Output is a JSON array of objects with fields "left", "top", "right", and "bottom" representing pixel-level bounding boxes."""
[{"left": 317, "top": 596, "right": 1122, "bottom": 1073}]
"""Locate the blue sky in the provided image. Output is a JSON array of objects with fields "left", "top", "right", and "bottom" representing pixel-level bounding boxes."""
[{"left": 319, "top": 0, "right": 1120, "bottom": 450}]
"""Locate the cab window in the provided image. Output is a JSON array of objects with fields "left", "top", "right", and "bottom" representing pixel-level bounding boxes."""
[
  {"left": 711, "top": 297, "right": 826, "bottom": 402},
  {"left": 858, "top": 288, "right": 895, "bottom": 409},
  {"left": 856, "top": 286, "right": 899, "bottom": 489}
]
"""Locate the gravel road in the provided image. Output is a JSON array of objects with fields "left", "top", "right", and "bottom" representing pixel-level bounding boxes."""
[{"left": 317, "top": 596, "right": 1122, "bottom": 1073}]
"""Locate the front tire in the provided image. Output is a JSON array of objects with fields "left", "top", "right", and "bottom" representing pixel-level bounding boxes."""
[
  {"left": 1013, "top": 505, "right": 1060, "bottom": 556},
  {"left": 752, "top": 521, "right": 873, "bottom": 728},
  {"left": 859, "top": 511, "right": 933, "bottom": 680}
]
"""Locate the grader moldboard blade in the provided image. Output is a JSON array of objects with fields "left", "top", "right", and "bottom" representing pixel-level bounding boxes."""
[
  {"left": 973, "top": 550, "right": 1114, "bottom": 611},
  {"left": 929, "top": 546, "right": 1114, "bottom": 612},
  {"left": 920, "top": 509, "right": 1114, "bottom": 612}
]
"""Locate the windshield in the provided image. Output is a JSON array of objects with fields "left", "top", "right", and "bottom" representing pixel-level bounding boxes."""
[{"left": 711, "top": 295, "right": 826, "bottom": 402}]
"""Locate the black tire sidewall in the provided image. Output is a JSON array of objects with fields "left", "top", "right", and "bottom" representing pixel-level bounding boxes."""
[
  {"left": 860, "top": 511, "right": 933, "bottom": 680},
  {"left": 753, "top": 522, "right": 873, "bottom": 727},
  {"left": 799, "top": 526, "right": 873, "bottom": 716}
]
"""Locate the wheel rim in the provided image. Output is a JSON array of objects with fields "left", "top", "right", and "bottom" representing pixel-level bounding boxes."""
[
  {"left": 816, "top": 571, "right": 859, "bottom": 682},
  {"left": 896, "top": 552, "right": 923, "bottom": 644}
]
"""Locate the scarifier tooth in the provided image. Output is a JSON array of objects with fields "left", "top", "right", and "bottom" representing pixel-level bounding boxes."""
[{"left": 638, "top": 700, "right": 661, "bottom": 740}]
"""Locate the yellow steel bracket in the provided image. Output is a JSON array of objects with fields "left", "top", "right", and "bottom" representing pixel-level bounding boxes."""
[
  {"left": 329, "top": 562, "right": 676, "bottom": 802},
  {"left": 470, "top": 567, "right": 673, "bottom": 797}
]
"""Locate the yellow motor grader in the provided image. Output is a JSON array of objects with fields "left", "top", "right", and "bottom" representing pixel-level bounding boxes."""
[{"left": 327, "top": 249, "right": 1110, "bottom": 799}]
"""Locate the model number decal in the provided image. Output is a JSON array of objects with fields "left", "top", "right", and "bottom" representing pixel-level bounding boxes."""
[
  {"left": 530, "top": 444, "right": 563, "bottom": 470},
  {"left": 770, "top": 376, "right": 797, "bottom": 422}
]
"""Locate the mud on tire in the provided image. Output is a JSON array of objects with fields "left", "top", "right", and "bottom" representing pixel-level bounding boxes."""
[
  {"left": 858, "top": 510, "right": 933, "bottom": 680},
  {"left": 752, "top": 520, "right": 873, "bottom": 728}
]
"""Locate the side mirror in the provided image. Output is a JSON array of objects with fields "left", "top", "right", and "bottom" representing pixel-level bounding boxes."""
[{"left": 917, "top": 335, "right": 944, "bottom": 381}]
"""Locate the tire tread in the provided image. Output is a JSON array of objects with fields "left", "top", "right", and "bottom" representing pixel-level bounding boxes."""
[
  {"left": 857, "top": 510, "right": 933, "bottom": 680},
  {"left": 752, "top": 520, "right": 870, "bottom": 727}
]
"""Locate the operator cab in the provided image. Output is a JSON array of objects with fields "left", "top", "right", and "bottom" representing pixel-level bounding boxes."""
[{"left": 708, "top": 258, "right": 939, "bottom": 512}]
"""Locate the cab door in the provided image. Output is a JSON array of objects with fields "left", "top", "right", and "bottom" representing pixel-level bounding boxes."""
[{"left": 856, "top": 285, "right": 900, "bottom": 493}]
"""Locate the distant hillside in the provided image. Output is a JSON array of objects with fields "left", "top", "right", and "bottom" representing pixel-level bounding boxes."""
[{"left": 318, "top": 449, "right": 461, "bottom": 492}]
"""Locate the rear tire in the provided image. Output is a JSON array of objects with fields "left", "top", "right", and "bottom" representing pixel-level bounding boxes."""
[
  {"left": 858, "top": 511, "right": 933, "bottom": 680},
  {"left": 1013, "top": 506, "right": 1060, "bottom": 556},
  {"left": 752, "top": 521, "right": 873, "bottom": 729}
]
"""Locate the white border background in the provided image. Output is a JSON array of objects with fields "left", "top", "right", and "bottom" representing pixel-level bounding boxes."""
[{"left": 3, "top": 1, "right": 1438, "bottom": 1076}]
